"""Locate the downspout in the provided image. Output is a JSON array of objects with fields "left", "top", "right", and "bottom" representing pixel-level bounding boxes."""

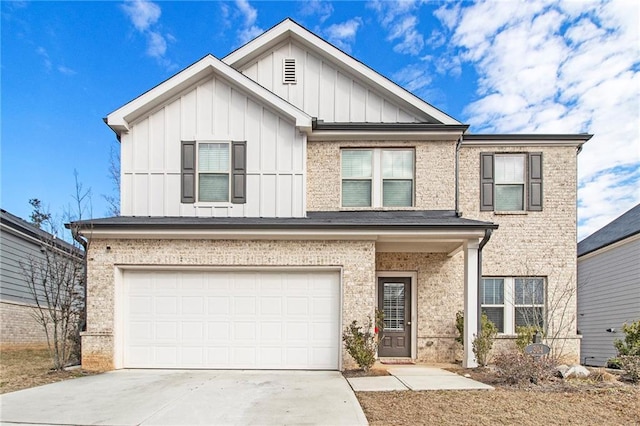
[
  {"left": 477, "top": 228, "right": 493, "bottom": 335},
  {"left": 455, "top": 136, "right": 462, "bottom": 217},
  {"left": 71, "top": 225, "right": 89, "bottom": 332}
]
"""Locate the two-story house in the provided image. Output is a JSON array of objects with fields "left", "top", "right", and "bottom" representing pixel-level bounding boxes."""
[{"left": 71, "top": 19, "right": 589, "bottom": 371}]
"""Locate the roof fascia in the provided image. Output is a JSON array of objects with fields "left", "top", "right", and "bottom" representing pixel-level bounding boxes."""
[
  {"left": 461, "top": 134, "right": 593, "bottom": 148},
  {"left": 106, "top": 54, "right": 312, "bottom": 136},
  {"left": 78, "top": 227, "right": 489, "bottom": 241},
  {"left": 308, "top": 130, "right": 465, "bottom": 141},
  {"left": 222, "top": 19, "right": 461, "bottom": 126},
  {"left": 578, "top": 232, "right": 640, "bottom": 260}
]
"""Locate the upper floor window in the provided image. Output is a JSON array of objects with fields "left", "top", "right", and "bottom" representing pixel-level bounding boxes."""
[
  {"left": 181, "top": 140, "right": 246, "bottom": 204},
  {"left": 341, "top": 149, "right": 414, "bottom": 208},
  {"left": 480, "top": 277, "right": 546, "bottom": 334},
  {"left": 480, "top": 152, "right": 543, "bottom": 212}
]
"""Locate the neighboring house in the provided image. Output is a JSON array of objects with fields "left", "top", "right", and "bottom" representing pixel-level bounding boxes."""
[
  {"left": 70, "top": 19, "right": 590, "bottom": 371},
  {"left": 577, "top": 204, "right": 640, "bottom": 366},
  {"left": 0, "top": 209, "right": 83, "bottom": 345}
]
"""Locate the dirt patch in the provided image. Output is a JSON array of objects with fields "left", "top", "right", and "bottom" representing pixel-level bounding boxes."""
[
  {"left": 356, "top": 366, "right": 639, "bottom": 426},
  {"left": 0, "top": 345, "right": 96, "bottom": 394},
  {"left": 343, "top": 368, "right": 390, "bottom": 378}
]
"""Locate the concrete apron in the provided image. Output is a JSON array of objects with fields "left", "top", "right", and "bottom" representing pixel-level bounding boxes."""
[
  {"left": 347, "top": 366, "right": 494, "bottom": 391},
  {"left": 0, "top": 370, "right": 368, "bottom": 426}
]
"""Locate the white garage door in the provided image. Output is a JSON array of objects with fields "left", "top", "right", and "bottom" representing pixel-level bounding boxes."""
[{"left": 123, "top": 270, "right": 340, "bottom": 369}]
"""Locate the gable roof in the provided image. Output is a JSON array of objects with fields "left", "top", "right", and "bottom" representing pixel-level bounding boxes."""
[
  {"left": 223, "top": 18, "right": 461, "bottom": 126},
  {"left": 106, "top": 54, "right": 313, "bottom": 137},
  {"left": 578, "top": 204, "right": 640, "bottom": 257}
]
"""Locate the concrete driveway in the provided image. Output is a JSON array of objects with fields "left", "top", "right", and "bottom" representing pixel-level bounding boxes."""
[{"left": 0, "top": 369, "right": 367, "bottom": 425}]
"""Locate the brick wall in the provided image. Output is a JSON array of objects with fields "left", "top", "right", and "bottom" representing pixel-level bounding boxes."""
[
  {"left": 459, "top": 145, "right": 581, "bottom": 363},
  {"left": 376, "top": 252, "right": 465, "bottom": 363},
  {"left": 307, "top": 140, "right": 456, "bottom": 211},
  {"left": 83, "top": 239, "right": 376, "bottom": 371},
  {"left": 0, "top": 301, "right": 48, "bottom": 345}
]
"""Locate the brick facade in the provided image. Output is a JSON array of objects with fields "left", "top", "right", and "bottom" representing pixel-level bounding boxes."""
[
  {"left": 0, "top": 301, "right": 48, "bottom": 345},
  {"left": 307, "top": 140, "right": 456, "bottom": 211},
  {"left": 83, "top": 239, "right": 376, "bottom": 371},
  {"left": 458, "top": 145, "right": 581, "bottom": 363}
]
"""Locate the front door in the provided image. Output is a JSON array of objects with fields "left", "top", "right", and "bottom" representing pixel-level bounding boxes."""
[{"left": 377, "top": 277, "right": 411, "bottom": 358}]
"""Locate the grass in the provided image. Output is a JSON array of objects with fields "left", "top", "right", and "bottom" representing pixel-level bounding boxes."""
[{"left": 0, "top": 345, "right": 93, "bottom": 394}]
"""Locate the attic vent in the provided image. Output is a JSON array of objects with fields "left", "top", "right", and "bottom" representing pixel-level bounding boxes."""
[{"left": 283, "top": 58, "right": 296, "bottom": 84}]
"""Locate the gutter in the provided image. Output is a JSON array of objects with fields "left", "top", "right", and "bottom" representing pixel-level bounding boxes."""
[
  {"left": 70, "top": 225, "right": 89, "bottom": 333},
  {"left": 455, "top": 135, "right": 462, "bottom": 217},
  {"left": 477, "top": 228, "right": 493, "bottom": 335}
]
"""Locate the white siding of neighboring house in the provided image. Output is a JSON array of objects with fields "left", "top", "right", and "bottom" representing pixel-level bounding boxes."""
[
  {"left": 577, "top": 236, "right": 640, "bottom": 366},
  {"left": 121, "top": 75, "right": 305, "bottom": 218},
  {"left": 239, "top": 40, "right": 428, "bottom": 123}
]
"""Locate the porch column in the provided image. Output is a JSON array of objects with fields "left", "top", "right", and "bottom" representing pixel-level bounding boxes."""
[{"left": 463, "top": 239, "right": 479, "bottom": 368}]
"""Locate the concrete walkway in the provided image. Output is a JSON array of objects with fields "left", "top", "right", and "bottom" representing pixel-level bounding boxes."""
[
  {"left": 347, "top": 366, "right": 494, "bottom": 391},
  {"left": 0, "top": 370, "right": 367, "bottom": 425}
]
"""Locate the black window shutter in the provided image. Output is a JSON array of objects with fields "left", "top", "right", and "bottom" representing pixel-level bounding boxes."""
[
  {"left": 181, "top": 141, "right": 196, "bottom": 204},
  {"left": 231, "top": 141, "right": 247, "bottom": 204},
  {"left": 528, "top": 152, "right": 543, "bottom": 211},
  {"left": 480, "top": 153, "right": 494, "bottom": 211}
]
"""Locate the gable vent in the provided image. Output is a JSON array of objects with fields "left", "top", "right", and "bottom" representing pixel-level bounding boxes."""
[{"left": 283, "top": 58, "right": 296, "bottom": 84}]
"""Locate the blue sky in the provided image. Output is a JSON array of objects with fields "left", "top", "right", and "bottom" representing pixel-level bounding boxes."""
[{"left": 1, "top": 0, "right": 638, "bottom": 240}]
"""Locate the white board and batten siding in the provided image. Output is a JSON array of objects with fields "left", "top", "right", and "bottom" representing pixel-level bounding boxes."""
[
  {"left": 240, "top": 40, "right": 429, "bottom": 123},
  {"left": 121, "top": 75, "right": 305, "bottom": 218},
  {"left": 577, "top": 237, "right": 640, "bottom": 366}
]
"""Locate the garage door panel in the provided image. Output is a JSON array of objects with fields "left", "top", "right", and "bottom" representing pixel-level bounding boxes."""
[{"left": 124, "top": 270, "right": 340, "bottom": 369}]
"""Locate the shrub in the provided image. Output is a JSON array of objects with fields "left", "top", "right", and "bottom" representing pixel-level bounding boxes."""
[
  {"left": 472, "top": 313, "right": 498, "bottom": 366},
  {"left": 515, "top": 325, "right": 543, "bottom": 352},
  {"left": 494, "top": 351, "right": 555, "bottom": 384},
  {"left": 614, "top": 320, "right": 640, "bottom": 356},
  {"left": 618, "top": 355, "right": 640, "bottom": 383},
  {"left": 342, "top": 311, "right": 383, "bottom": 372},
  {"left": 455, "top": 311, "right": 464, "bottom": 345}
]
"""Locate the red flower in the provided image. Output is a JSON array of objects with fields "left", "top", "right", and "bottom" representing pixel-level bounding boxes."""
[{"left": 375, "top": 327, "right": 379, "bottom": 334}]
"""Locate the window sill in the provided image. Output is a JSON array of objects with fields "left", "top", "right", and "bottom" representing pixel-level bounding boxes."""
[{"left": 493, "top": 211, "right": 528, "bottom": 215}]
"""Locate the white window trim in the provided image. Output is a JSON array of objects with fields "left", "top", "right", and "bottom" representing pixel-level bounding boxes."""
[
  {"left": 481, "top": 276, "right": 546, "bottom": 335},
  {"left": 341, "top": 148, "right": 415, "bottom": 208},
  {"left": 196, "top": 140, "right": 232, "bottom": 205}
]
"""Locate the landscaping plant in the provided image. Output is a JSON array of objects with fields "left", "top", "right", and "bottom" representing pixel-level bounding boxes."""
[
  {"left": 611, "top": 319, "right": 640, "bottom": 382},
  {"left": 515, "top": 325, "right": 544, "bottom": 352},
  {"left": 342, "top": 311, "right": 384, "bottom": 372},
  {"left": 472, "top": 313, "right": 498, "bottom": 366},
  {"left": 493, "top": 351, "right": 555, "bottom": 384}
]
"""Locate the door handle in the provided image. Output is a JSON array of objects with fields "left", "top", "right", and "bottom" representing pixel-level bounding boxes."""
[{"left": 407, "top": 321, "right": 411, "bottom": 325}]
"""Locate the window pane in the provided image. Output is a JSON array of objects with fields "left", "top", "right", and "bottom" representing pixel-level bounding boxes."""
[
  {"left": 382, "top": 180, "right": 412, "bottom": 207},
  {"left": 342, "top": 180, "right": 371, "bottom": 207},
  {"left": 199, "top": 174, "right": 229, "bottom": 202},
  {"left": 383, "top": 283, "right": 405, "bottom": 331},
  {"left": 495, "top": 185, "right": 524, "bottom": 211},
  {"left": 481, "top": 278, "right": 504, "bottom": 305},
  {"left": 382, "top": 150, "right": 413, "bottom": 178},
  {"left": 342, "top": 150, "right": 372, "bottom": 178},
  {"left": 199, "top": 143, "right": 229, "bottom": 172},
  {"left": 516, "top": 278, "right": 545, "bottom": 304},
  {"left": 482, "top": 307, "right": 504, "bottom": 333},
  {"left": 515, "top": 307, "right": 544, "bottom": 329},
  {"left": 495, "top": 155, "right": 524, "bottom": 183}
]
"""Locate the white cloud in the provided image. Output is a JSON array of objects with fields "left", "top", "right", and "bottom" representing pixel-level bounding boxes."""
[
  {"left": 434, "top": 0, "right": 640, "bottom": 239},
  {"left": 393, "top": 63, "right": 432, "bottom": 93},
  {"left": 234, "top": 0, "right": 264, "bottom": 45},
  {"left": 121, "top": 0, "right": 160, "bottom": 32},
  {"left": 57, "top": 65, "right": 77, "bottom": 76},
  {"left": 368, "top": 0, "right": 426, "bottom": 56},
  {"left": 324, "top": 18, "right": 362, "bottom": 53},
  {"left": 299, "top": 0, "right": 334, "bottom": 23},
  {"left": 121, "top": 0, "right": 176, "bottom": 70}
]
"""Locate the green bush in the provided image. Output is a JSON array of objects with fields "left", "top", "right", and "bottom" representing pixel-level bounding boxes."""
[
  {"left": 342, "top": 311, "right": 383, "bottom": 372},
  {"left": 614, "top": 320, "right": 640, "bottom": 356},
  {"left": 455, "top": 311, "right": 464, "bottom": 345},
  {"left": 494, "top": 351, "right": 555, "bottom": 384},
  {"left": 515, "top": 325, "right": 544, "bottom": 352},
  {"left": 472, "top": 313, "right": 498, "bottom": 366}
]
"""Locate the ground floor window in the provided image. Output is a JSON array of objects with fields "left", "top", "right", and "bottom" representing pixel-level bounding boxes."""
[{"left": 480, "top": 277, "right": 546, "bottom": 334}]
